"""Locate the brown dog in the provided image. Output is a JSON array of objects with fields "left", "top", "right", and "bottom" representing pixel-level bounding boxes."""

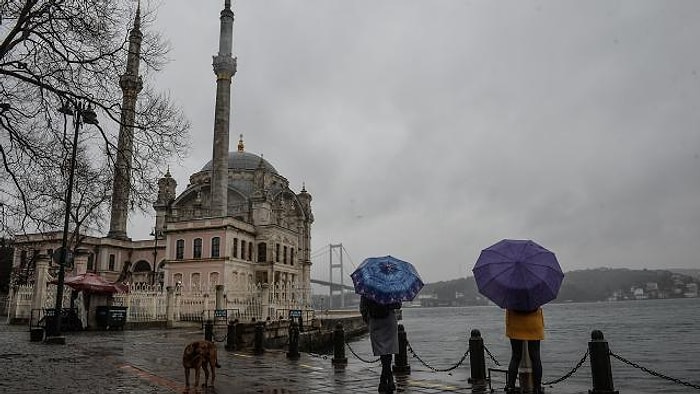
[{"left": 183, "top": 340, "right": 221, "bottom": 388}]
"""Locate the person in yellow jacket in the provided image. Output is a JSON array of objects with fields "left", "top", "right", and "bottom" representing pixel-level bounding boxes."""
[{"left": 505, "top": 308, "right": 544, "bottom": 393}]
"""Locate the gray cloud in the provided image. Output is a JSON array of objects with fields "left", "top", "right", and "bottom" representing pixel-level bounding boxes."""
[{"left": 129, "top": 0, "right": 700, "bottom": 283}]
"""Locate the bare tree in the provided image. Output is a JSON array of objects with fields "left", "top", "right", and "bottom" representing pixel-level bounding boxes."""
[{"left": 0, "top": 1, "right": 189, "bottom": 240}]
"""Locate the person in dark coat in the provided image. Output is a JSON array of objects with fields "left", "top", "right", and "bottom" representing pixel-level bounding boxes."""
[{"left": 360, "top": 296, "right": 401, "bottom": 393}]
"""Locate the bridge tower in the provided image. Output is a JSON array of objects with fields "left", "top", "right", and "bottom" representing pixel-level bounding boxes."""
[{"left": 329, "top": 243, "right": 345, "bottom": 308}]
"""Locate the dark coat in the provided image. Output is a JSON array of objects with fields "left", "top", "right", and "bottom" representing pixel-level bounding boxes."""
[{"left": 360, "top": 297, "right": 401, "bottom": 356}]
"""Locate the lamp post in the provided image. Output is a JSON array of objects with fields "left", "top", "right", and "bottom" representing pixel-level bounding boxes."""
[
  {"left": 45, "top": 100, "right": 98, "bottom": 344},
  {"left": 0, "top": 202, "right": 5, "bottom": 237},
  {"left": 149, "top": 228, "right": 163, "bottom": 286}
]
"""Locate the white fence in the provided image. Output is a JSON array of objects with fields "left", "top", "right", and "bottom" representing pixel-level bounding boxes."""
[
  {"left": 7, "top": 282, "right": 315, "bottom": 326},
  {"left": 112, "top": 284, "right": 168, "bottom": 322}
]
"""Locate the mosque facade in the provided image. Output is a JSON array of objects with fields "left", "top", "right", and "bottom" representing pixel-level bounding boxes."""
[{"left": 10, "top": 0, "right": 314, "bottom": 297}]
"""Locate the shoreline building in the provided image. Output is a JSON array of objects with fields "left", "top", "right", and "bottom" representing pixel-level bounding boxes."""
[{"left": 10, "top": 1, "right": 314, "bottom": 306}]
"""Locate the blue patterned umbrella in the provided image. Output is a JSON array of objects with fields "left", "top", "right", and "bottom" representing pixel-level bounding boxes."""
[
  {"left": 472, "top": 239, "right": 564, "bottom": 311},
  {"left": 351, "top": 255, "right": 424, "bottom": 305}
]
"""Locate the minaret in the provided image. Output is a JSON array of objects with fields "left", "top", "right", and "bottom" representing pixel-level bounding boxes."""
[
  {"left": 210, "top": 0, "right": 237, "bottom": 217},
  {"left": 108, "top": 1, "right": 143, "bottom": 239},
  {"left": 154, "top": 168, "right": 177, "bottom": 234}
]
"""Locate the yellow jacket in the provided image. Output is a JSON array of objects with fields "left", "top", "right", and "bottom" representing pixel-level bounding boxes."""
[{"left": 505, "top": 308, "right": 545, "bottom": 340}]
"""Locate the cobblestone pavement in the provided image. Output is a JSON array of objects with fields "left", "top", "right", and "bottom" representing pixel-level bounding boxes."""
[{"left": 0, "top": 324, "right": 495, "bottom": 394}]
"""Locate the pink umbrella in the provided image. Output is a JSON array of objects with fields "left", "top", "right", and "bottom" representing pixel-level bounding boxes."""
[{"left": 53, "top": 273, "right": 128, "bottom": 294}]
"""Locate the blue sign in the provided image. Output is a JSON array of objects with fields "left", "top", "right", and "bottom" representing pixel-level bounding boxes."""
[
  {"left": 214, "top": 309, "right": 227, "bottom": 318},
  {"left": 289, "top": 309, "right": 302, "bottom": 318}
]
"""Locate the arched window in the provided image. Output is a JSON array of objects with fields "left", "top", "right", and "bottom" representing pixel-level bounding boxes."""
[
  {"left": 240, "top": 240, "right": 246, "bottom": 260},
  {"left": 209, "top": 272, "right": 220, "bottom": 286},
  {"left": 133, "top": 260, "right": 151, "bottom": 272},
  {"left": 248, "top": 241, "right": 253, "bottom": 261},
  {"left": 176, "top": 239, "right": 185, "bottom": 260},
  {"left": 290, "top": 248, "right": 295, "bottom": 266},
  {"left": 257, "top": 243, "right": 267, "bottom": 262},
  {"left": 283, "top": 246, "right": 288, "bottom": 264},
  {"left": 191, "top": 273, "right": 201, "bottom": 289},
  {"left": 193, "top": 238, "right": 202, "bottom": 259},
  {"left": 211, "top": 237, "right": 220, "bottom": 258},
  {"left": 275, "top": 243, "right": 280, "bottom": 262},
  {"left": 87, "top": 254, "right": 94, "bottom": 271},
  {"left": 233, "top": 237, "right": 238, "bottom": 258}
]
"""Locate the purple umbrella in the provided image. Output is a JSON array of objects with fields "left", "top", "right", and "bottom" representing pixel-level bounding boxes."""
[{"left": 472, "top": 239, "right": 564, "bottom": 311}]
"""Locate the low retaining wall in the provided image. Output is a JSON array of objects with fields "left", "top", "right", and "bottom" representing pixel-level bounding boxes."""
[{"left": 228, "top": 314, "right": 366, "bottom": 353}]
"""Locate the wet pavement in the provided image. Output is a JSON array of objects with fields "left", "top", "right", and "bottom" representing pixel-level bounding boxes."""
[{"left": 0, "top": 324, "right": 489, "bottom": 394}]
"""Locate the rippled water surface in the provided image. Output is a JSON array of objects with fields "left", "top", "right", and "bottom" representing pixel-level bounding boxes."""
[{"left": 349, "top": 297, "right": 700, "bottom": 393}]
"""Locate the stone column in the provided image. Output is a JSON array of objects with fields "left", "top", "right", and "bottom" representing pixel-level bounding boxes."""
[
  {"left": 166, "top": 286, "right": 175, "bottom": 328},
  {"left": 74, "top": 250, "right": 89, "bottom": 275},
  {"left": 6, "top": 286, "right": 15, "bottom": 323},
  {"left": 31, "top": 254, "right": 50, "bottom": 314},
  {"left": 261, "top": 283, "right": 270, "bottom": 321},
  {"left": 215, "top": 284, "right": 224, "bottom": 310}
]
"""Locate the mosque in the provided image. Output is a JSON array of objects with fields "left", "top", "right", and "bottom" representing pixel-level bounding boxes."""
[{"left": 11, "top": 0, "right": 314, "bottom": 296}]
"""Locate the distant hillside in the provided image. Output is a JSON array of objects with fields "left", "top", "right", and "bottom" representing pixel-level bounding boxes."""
[
  {"left": 421, "top": 268, "right": 698, "bottom": 306},
  {"left": 669, "top": 269, "right": 700, "bottom": 280}
]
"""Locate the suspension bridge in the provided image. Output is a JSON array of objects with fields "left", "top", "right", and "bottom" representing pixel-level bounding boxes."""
[{"left": 309, "top": 243, "right": 359, "bottom": 309}]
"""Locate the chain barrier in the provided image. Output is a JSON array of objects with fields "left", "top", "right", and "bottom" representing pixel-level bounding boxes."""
[
  {"left": 307, "top": 352, "right": 331, "bottom": 360},
  {"left": 483, "top": 345, "right": 501, "bottom": 366},
  {"left": 610, "top": 351, "right": 700, "bottom": 390},
  {"left": 542, "top": 349, "right": 588, "bottom": 386},
  {"left": 212, "top": 332, "right": 227, "bottom": 343},
  {"left": 406, "top": 340, "right": 470, "bottom": 373},
  {"left": 345, "top": 340, "right": 381, "bottom": 364},
  {"left": 304, "top": 339, "right": 333, "bottom": 360},
  {"left": 208, "top": 322, "right": 228, "bottom": 343}
]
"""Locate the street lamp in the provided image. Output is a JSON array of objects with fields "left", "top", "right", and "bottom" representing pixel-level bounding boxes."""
[
  {"left": 149, "top": 228, "right": 163, "bottom": 286},
  {"left": 45, "top": 100, "right": 98, "bottom": 344}
]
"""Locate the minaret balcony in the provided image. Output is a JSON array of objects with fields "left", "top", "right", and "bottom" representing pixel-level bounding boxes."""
[{"left": 212, "top": 55, "right": 237, "bottom": 78}]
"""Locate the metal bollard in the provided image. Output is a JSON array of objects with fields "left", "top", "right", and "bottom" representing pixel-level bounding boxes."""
[
  {"left": 589, "top": 330, "right": 619, "bottom": 394},
  {"left": 393, "top": 324, "right": 411, "bottom": 374},
  {"left": 204, "top": 319, "right": 214, "bottom": 342},
  {"left": 331, "top": 322, "right": 348, "bottom": 367},
  {"left": 225, "top": 319, "right": 238, "bottom": 351},
  {"left": 467, "top": 329, "right": 486, "bottom": 387},
  {"left": 287, "top": 321, "right": 300, "bottom": 360},
  {"left": 254, "top": 320, "right": 265, "bottom": 355}
]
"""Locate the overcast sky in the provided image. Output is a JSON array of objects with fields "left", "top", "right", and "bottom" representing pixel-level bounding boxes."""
[{"left": 128, "top": 0, "right": 700, "bottom": 283}]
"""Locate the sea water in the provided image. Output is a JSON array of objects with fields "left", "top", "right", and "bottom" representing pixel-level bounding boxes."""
[{"left": 348, "top": 297, "right": 700, "bottom": 393}]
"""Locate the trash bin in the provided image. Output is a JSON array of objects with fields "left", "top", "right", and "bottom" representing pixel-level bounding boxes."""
[
  {"left": 29, "top": 328, "right": 44, "bottom": 342},
  {"left": 43, "top": 308, "right": 59, "bottom": 337},
  {"left": 96, "top": 306, "right": 128, "bottom": 330}
]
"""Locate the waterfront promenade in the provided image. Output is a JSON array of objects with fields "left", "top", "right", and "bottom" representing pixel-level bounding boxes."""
[{"left": 0, "top": 323, "right": 489, "bottom": 394}]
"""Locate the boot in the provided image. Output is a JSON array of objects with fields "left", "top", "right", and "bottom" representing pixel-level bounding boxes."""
[
  {"left": 387, "top": 373, "right": 396, "bottom": 392},
  {"left": 378, "top": 372, "right": 388, "bottom": 392}
]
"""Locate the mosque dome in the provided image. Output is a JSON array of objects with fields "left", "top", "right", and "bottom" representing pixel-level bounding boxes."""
[
  {"left": 200, "top": 136, "right": 278, "bottom": 174},
  {"left": 200, "top": 151, "right": 278, "bottom": 174}
]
